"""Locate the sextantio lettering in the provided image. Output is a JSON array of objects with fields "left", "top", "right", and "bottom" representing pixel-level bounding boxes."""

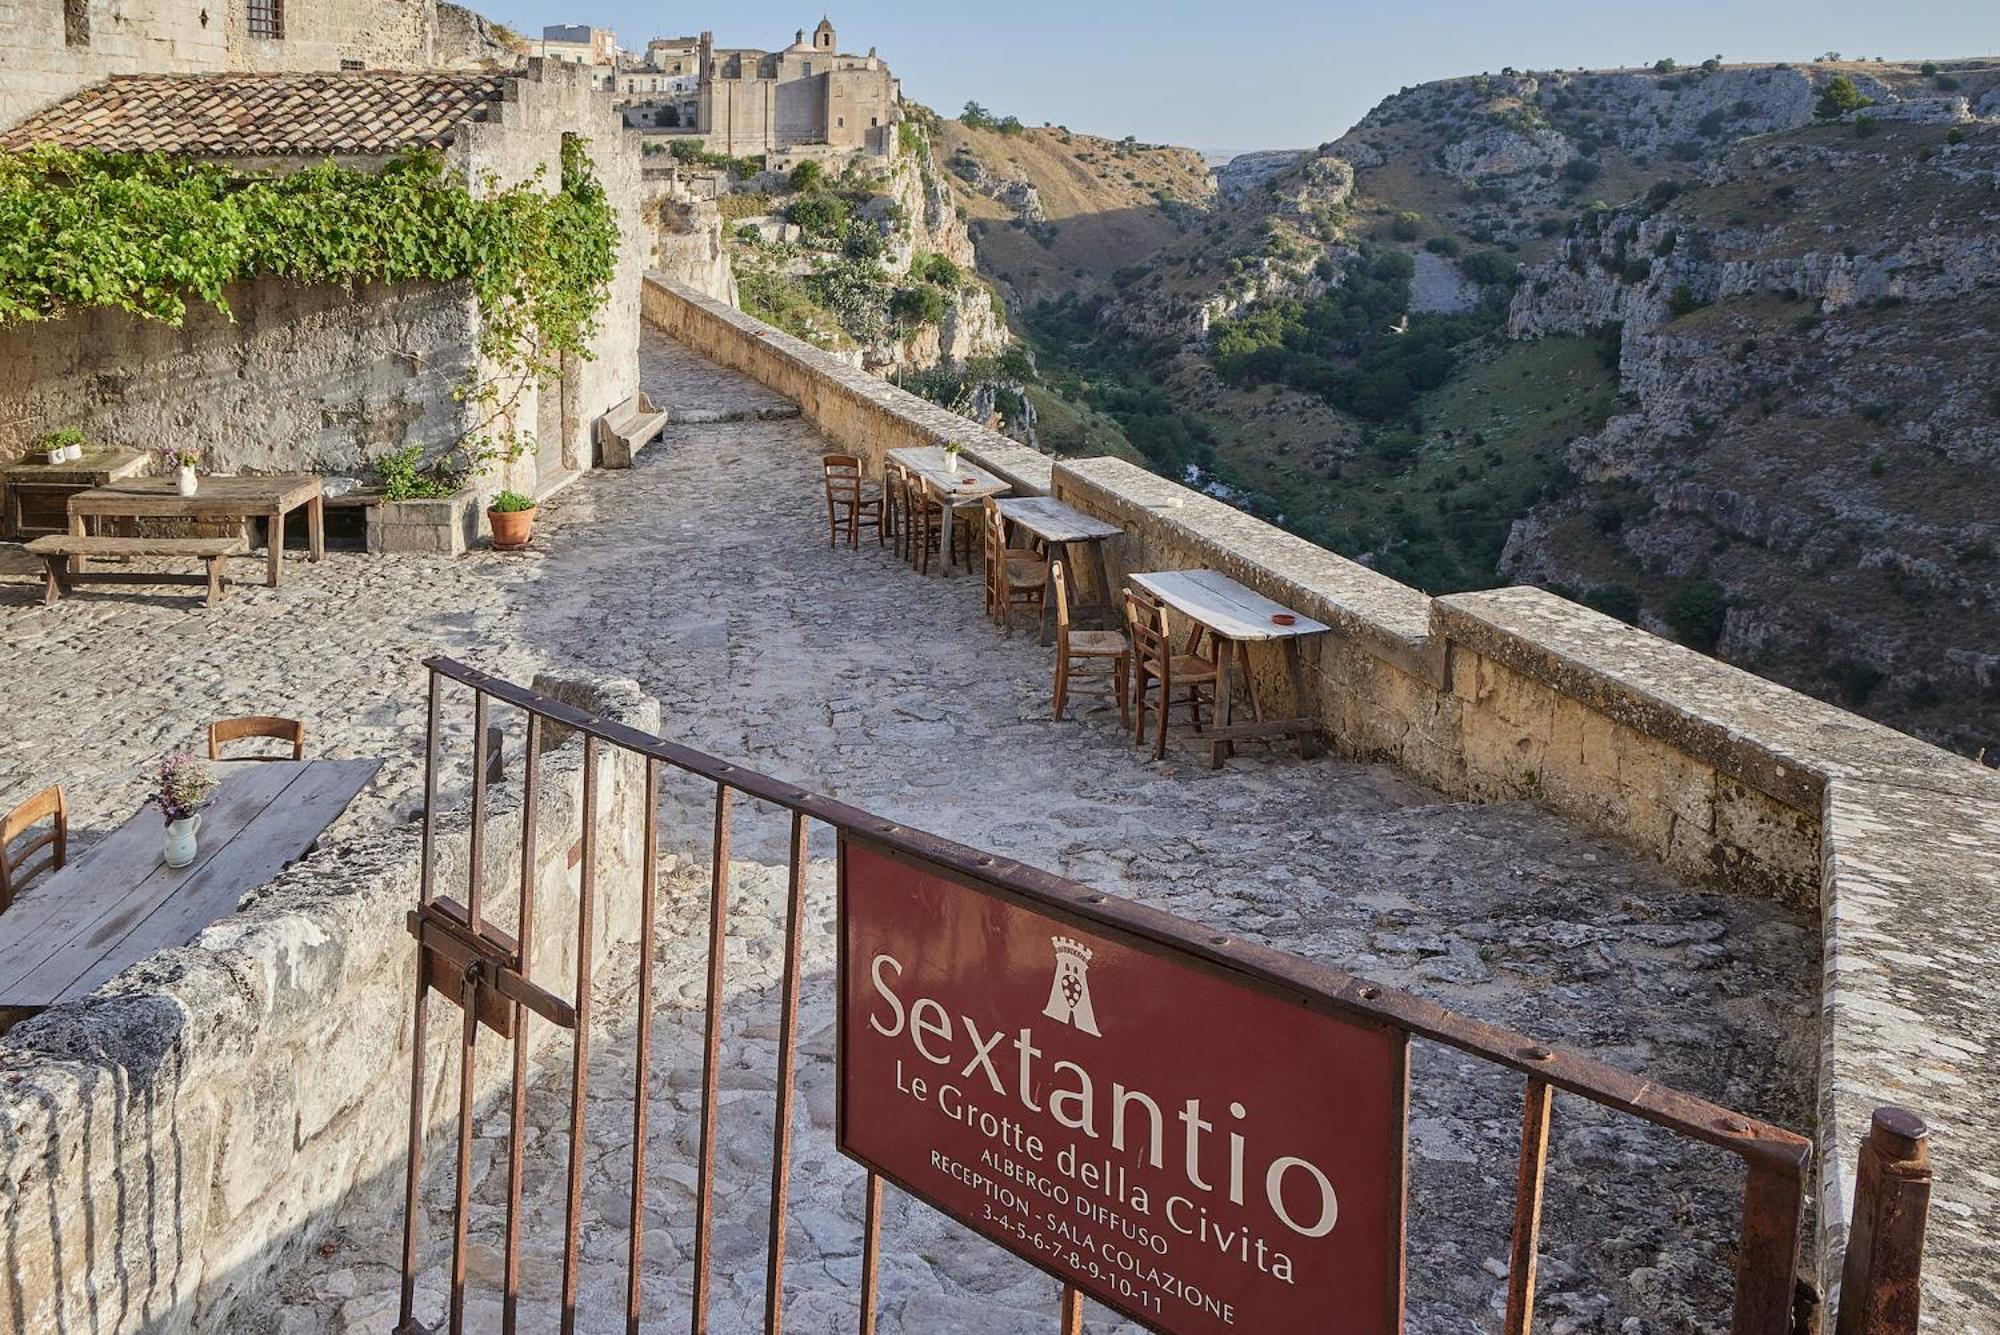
[{"left": 868, "top": 952, "right": 1340, "bottom": 1240}]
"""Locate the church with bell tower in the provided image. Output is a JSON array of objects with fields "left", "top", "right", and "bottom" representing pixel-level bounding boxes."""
[{"left": 693, "top": 16, "right": 902, "bottom": 158}]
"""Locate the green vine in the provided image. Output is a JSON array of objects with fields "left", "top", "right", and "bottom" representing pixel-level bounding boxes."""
[{"left": 0, "top": 140, "right": 618, "bottom": 472}]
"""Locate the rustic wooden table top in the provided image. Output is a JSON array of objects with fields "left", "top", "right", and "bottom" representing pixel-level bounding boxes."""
[
  {"left": 0, "top": 448, "right": 148, "bottom": 484},
  {"left": 1129, "top": 569, "right": 1332, "bottom": 643},
  {"left": 0, "top": 757, "right": 380, "bottom": 1010},
  {"left": 67, "top": 473, "right": 323, "bottom": 518},
  {"left": 887, "top": 447, "right": 1011, "bottom": 499},
  {"left": 994, "top": 496, "right": 1124, "bottom": 544}
]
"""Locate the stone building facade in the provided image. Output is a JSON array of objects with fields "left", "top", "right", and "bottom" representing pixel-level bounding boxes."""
[
  {"left": 694, "top": 18, "right": 900, "bottom": 157},
  {"left": 0, "top": 0, "right": 513, "bottom": 128},
  {"left": 0, "top": 42, "right": 645, "bottom": 526}
]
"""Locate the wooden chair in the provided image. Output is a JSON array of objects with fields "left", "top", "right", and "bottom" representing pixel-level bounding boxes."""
[
  {"left": 1124, "top": 590, "right": 1219, "bottom": 761},
  {"left": 821, "top": 454, "right": 884, "bottom": 549},
  {"left": 0, "top": 785, "right": 66, "bottom": 914},
  {"left": 1052, "top": 561, "right": 1129, "bottom": 725},
  {"left": 208, "top": 715, "right": 306, "bottom": 762},
  {"left": 883, "top": 457, "right": 910, "bottom": 558},
  {"left": 912, "top": 477, "right": 976, "bottom": 574},
  {"left": 983, "top": 500, "right": 1049, "bottom": 635}
]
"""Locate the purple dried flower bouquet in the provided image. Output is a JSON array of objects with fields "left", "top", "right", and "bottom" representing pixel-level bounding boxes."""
[
  {"left": 152, "top": 751, "right": 218, "bottom": 823},
  {"left": 157, "top": 445, "right": 203, "bottom": 470}
]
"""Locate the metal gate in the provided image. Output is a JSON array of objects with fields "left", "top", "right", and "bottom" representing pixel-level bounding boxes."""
[{"left": 393, "top": 656, "right": 1931, "bottom": 1335}]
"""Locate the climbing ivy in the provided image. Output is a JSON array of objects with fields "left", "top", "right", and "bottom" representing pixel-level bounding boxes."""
[{"left": 0, "top": 140, "right": 618, "bottom": 469}]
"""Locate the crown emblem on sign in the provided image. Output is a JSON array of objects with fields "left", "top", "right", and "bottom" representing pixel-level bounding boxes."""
[
  {"left": 1050, "top": 937, "right": 1093, "bottom": 965},
  {"left": 1042, "top": 936, "right": 1102, "bottom": 1037}
]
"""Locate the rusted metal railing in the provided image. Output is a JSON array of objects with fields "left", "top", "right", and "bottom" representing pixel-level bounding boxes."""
[{"left": 391, "top": 656, "right": 1925, "bottom": 1335}]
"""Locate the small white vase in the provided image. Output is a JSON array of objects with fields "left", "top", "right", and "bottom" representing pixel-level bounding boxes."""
[
  {"left": 63, "top": 443, "right": 82, "bottom": 462},
  {"left": 163, "top": 814, "right": 201, "bottom": 869},
  {"left": 46, "top": 448, "right": 64, "bottom": 466},
  {"left": 176, "top": 465, "right": 198, "bottom": 497}
]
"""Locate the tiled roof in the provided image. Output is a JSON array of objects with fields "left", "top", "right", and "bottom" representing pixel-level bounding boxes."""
[{"left": 0, "top": 71, "right": 511, "bottom": 157}]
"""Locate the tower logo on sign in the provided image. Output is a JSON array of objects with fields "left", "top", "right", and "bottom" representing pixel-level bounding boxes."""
[{"left": 1041, "top": 936, "right": 1102, "bottom": 1037}]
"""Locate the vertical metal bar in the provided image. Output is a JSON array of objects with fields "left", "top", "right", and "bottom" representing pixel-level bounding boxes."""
[
  {"left": 857, "top": 1173, "right": 884, "bottom": 1335},
  {"left": 560, "top": 736, "right": 599, "bottom": 1335},
  {"left": 1835, "top": 1107, "right": 1932, "bottom": 1335},
  {"left": 1386, "top": 1029, "right": 1410, "bottom": 1332},
  {"left": 417, "top": 669, "right": 442, "bottom": 908},
  {"left": 448, "top": 966, "right": 482, "bottom": 1335},
  {"left": 1732, "top": 1159, "right": 1807, "bottom": 1335},
  {"left": 1503, "top": 1077, "right": 1554, "bottom": 1335},
  {"left": 397, "top": 668, "right": 445, "bottom": 1332},
  {"left": 1057, "top": 1285, "right": 1083, "bottom": 1335},
  {"left": 468, "top": 691, "right": 489, "bottom": 934},
  {"left": 502, "top": 712, "right": 543, "bottom": 1335},
  {"left": 690, "top": 784, "right": 732, "bottom": 1335},
  {"left": 625, "top": 758, "right": 662, "bottom": 1335},
  {"left": 762, "top": 811, "right": 809, "bottom": 1335}
]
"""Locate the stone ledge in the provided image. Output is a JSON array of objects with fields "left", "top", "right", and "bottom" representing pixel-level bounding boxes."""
[
  {"left": 365, "top": 488, "right": 481, "bottom": 555},
  {"left": 640, "top": 273, "right": 1053, "bottom": 497},
  {"left": 1434, "top": 586, "right": 2000, "bottom": 812}
]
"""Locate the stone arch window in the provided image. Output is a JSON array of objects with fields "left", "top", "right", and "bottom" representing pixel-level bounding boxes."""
[
  {"left": 248, "top": 0, "right": 283, "bottom": 39},
  {"left": 63, "top": 0, "right": 88, "bottom": 46}
]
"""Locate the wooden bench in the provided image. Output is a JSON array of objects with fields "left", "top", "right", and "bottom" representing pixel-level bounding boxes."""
[
  {"left": 594, "top": 391, "right": 672, "bottom": 468},
  {"left": 25, "top": 534, "right": 248, "bottom": 607}
]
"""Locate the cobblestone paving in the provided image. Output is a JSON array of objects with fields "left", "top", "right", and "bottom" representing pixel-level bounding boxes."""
[{"left": 0, "top": 333, "right": 1817, "bottom": 1334}]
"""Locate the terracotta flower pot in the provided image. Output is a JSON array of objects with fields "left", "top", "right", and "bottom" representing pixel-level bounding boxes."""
[{"left": 488, "top": 504, "right": 537, "bottom": 550}]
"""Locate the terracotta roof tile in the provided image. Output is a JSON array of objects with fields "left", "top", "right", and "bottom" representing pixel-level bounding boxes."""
[{"left": 0, "top": 71, "right": 510, "bottom": 157}]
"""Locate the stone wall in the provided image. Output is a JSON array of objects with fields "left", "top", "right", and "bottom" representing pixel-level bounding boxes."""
[
  {"left": 639, "top": 273, "right": 2000, "bottom": 1329},
  {"left": 448, "top": 59, "right": 646, "bottom": 491},
  {"left": 0, "top": 674, "right": 664, "bottom": 1331},
  {"left": 639, "top": 274, "right": 1050, "bottom": 493},
  {"left": 0, "top": 60, "right": 644, "bottom": 508},
  {"left": 0, "top": 278, "right": 476, "bottom": 480}
]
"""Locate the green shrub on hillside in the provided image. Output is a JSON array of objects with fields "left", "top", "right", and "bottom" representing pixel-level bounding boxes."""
[
  {"left": 907, "top": 252, "right": 964, "bottom": 289},
  {"left": 1390, "top": 210, "right": 1423, "bottom": 241},
  {"left": 788, "top": 160, "right": 824, "bottom": 192},
  {"left": 1815, "top": 75, "right": 1874, "bottom": 120},
  {"left": 1665, "top": 578, "right": 1728, "bottom": 650},
  {"left": 889, "top": 284, "right": 947, "bottom": 327},
  {"left": 787, "top": 191, "right": 849, "bottom": 240}
]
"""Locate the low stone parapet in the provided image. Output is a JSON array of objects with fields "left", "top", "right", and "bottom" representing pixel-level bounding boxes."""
[{"left": 639, "top": 273, "right": 1052, "bottom": 495}]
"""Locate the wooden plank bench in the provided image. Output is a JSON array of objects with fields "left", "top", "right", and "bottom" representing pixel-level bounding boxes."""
[
  {"left": 594, "top": 390, "right": 672, "bottom": 468},
  {"left": 25, "top": 534, "right": 248, "bottom": 607}
]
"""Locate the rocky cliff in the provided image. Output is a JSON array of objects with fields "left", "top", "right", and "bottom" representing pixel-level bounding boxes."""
[
  {"left": 686, "top": 121, "right": 1010, "bottom": 379},
  {"left": 1498, "top": 114, "right": 2000, "bottom": 755},
  {"left": 977, "top": 58, "right": 2000, "bottom": 757}
]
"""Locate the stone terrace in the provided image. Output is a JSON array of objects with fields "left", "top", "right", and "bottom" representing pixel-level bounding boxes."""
[{"left": 1, "top": 333, "right": 1817, "bottom": 1333}]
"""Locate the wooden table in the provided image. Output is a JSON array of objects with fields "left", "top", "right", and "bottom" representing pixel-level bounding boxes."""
[
  {"left": 995, "top": 496, "right": 1124, "bottom": 643},
  {"left": 1129, "top": 569, "right": 1330, "bottom": 768},
  {"left": 0, "top": 758, "right": 379, "bottom": 1014},
  {"left": 887, "top": 447, "right": 1010, "bottom": 575},
  {"left": 68, "top": 474, "right": 325, "bottom": 588},
  {"left": 1, "top": 448, "right": 147, "bottom": 539}
]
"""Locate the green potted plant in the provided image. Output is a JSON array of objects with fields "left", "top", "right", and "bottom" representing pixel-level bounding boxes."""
[
  {"left": 487, "top": 489, "right": 538, "bottom": 549},
  {"left": 43, "top": 426, "right": 85, "bottom": 465}
]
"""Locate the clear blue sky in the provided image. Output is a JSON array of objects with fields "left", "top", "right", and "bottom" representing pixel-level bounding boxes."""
[{"left": 483, "top": 1, "right": 1999, "bottom": 150}]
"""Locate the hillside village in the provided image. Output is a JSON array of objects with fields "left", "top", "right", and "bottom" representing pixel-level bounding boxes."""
[{"left": 0, "top": 9, "right": 1997, "bottom": 1335}]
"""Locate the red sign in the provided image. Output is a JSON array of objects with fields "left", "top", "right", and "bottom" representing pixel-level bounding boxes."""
[{"left": 837, "top": 838, "right": 1406, "bottom": 1333}]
